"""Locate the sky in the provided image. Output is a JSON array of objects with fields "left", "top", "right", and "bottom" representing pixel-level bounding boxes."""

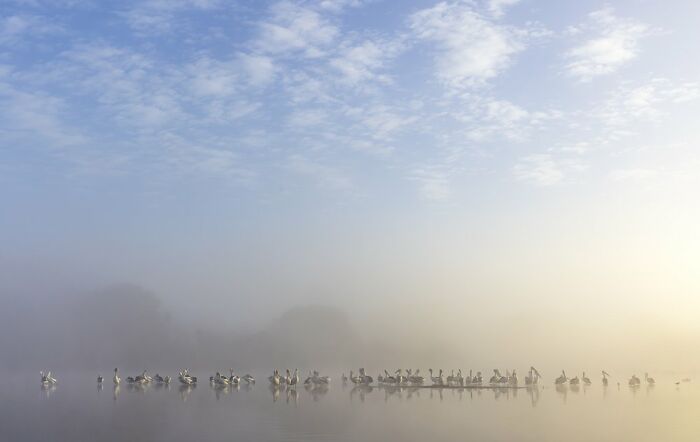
[{"left": 1, "top": 1, "right": 700, "bottom": 370}]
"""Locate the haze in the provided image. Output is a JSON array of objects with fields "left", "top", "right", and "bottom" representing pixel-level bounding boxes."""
[{"left": 1, "top": 0, "right": 699, "bottom": 376}]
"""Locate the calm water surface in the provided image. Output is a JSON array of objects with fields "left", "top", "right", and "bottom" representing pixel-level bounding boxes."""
[{"left": 2, "top": 372, "right": 697, "bottom": 441}]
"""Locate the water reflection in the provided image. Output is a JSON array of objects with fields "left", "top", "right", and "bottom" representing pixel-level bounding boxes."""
[
  {"left": 555, "top": 384, "right": 568, "bottom": 403},
  {"left": 526, "top": 386, "right": 540, "bottom": 407},
  {"left": 41, "top": 384, "right": 56, "bottom": 398},
  {"left": 179, "top": 384, "right": 196, "bottom": 402},
  {"left": 350, "top": 385, "right": 373, "bottom": 402},
  {"left": 305, "top": 384, "right": 329, "bottom": 401},
  {"left": 113, "top": 384, "right": 120, "bottom": 401}
]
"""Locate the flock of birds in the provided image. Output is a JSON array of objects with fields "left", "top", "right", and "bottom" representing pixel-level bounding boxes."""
[{"left": 40, "top": 367, "right": 691, "bottom": 388}]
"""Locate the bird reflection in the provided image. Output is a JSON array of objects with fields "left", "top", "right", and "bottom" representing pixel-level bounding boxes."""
[
  {"left": 350, "top": 385, "right": 373, "bottom": 402},
  {"left": 306, "top": 384, "right": 329, "bottom": 401},
  {"left": 213, "top": 384, "right": 231, "bottom": 400},
  {"left": 179, "top": 384, "right": 195, "bottom": 402},
  {"left": 41, "top": 384, "right": 56, "bottom": 398},
  {"left": 113, "top": 384, "right": 120, "bottom": 401},
  {"left": 526, "top": 385, "right": 540, "bottom": 407},
  {"left": 286, "top": 387, "right": 298, "bottom": 405},
  {"left": 270, "top": 385, "right": 281, "bottom": 402},
  {"left": 555, "top": 384, "right": 568, "bottom": 403}
]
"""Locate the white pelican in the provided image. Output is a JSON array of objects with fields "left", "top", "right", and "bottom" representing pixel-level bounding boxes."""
[
  {"left": 602, "top": 370, "right": 610, "bottom": 386},
  {"left": 359, "top": 368, "right": 373, "bottom": 384},
  {"left": 509, "top": 369, "right": 518, "bottom": 386},
  {"left": 269, "top": 369, "right": 281, "bottom": 386},
  {"left": 134, "top": 370, "right": 149, "bottom": 384},
  {"left": 569, "top": 375, "right": 580, "bottom": 386},
  {"left": 178, "top": 370, "right": 196, "bottom": 385},
  {"left": 429, "top": 368, "right": 444, "bottom": 386},
  {"left": 289, "top": 369, "right": 299, "bottom": 387},
  {"left": 409, "top": 369, "right": 425, "bottom": 385},
  {"left": 40, "top": 371, "right": 56, "bottom": 386},
  {"left": 446, "top": 370, "right": 456, "bottom": 385},
  {"left": 350, "top": 370, "right": 363, "bottom": 384},
  {"left": 154, "top": 373, "right": 170, "bottom": 384},
  {"left": 113, "top": 368, "right": 121, "bottom": 385},
  {"left": 629, "top": 374, "right": 641, "bottom": 386},
  {"left": 97, "top": 375, "right": 103, "bottom": 384},
  {"left": 228, "top": 369, "right": 240, "bottom": 385},
  {"left": 555, "top": 370, "right": 567, "bottom": 385},
  {"left": 242, "top": 374, "right": 255, "bottom": 384},
  {"left": 645, "top": 373, "right": 655, "bottom": 385},
  {"left": 465, "top": 369, "right": 473, "bottom": 385},
  {"left": 582, "top": 372, "right": 591, "bottom": 385}
]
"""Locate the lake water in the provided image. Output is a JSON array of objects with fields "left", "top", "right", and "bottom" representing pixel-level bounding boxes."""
[{"left": 2, "top": 372, "right": 697, "bottom": 441}]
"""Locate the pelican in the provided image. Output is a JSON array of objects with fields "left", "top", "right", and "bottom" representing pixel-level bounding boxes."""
[
  {"left": 489, "top": 369, "right": 500, "bottom": 384},
  {"left": 242, "top": 374, "right": 255, "bottom": 384},
  {"left": 645, "top": 373, "right": 655, "bottom": 385},
  {"left": 628, "top": 374, "right": 641, "bottom": 386},
  {"left": 134, "top": 370, "right": 149, "bottom": 384},
  {"left": 555, "top": 370, "right": 567, "bottom": 385},
  {"left": 446, "top": 370, "right": 456, "bottom": 385},
  {"left": 455, "top": 369, "right": 464, "bottom": 386},
  {"left": 289, "top": 369, "right": 300, "bottom": 387},
  {"left": 582, "top": 372, "right": 591, "bottom": 385},
  {"left": 283, "top": 369, "right": 292, "bottom": 386},
  {"left": 212, "top": 372, "right": 229, "bottom": 386},
  {"left": 472, "top": 371, "right": 483, "bottom": 385},
  {"left": 350, "top": 370, "right": 363, "bottom": 384},
  {"left": 509, "top": 369, "right": 518, "bottom": 386},
  {"left": 531, "top": 367, "right": 541, "bottom": 384},
  {"left": 269, "top": 369, "right": 281, "bottom": 386},
  {"left": 313, "top": 371, "right": 330, "bottom": 384},
  {"left": 97, "top": 374, "right": 103, "bottom": 384},
  {"left": 40, "top": 371, "right": 57, "bottom": 386},
  {"left": 359, "top": 368, "right": 373, "bottom": 384},
  {"left": 178, "top": 370, "right": 196, "bottom": 385},
  {"left": 465, "top": 369, "right": 473, "bottom": 385},
  {"left": 228, "top": 369, "right": 240, "bottom": 385},
  {"left": 154, "top": 373, "right": 170, "bottom": 384},
  {"left": 569, "top": 375, "right": 580, "bottom": 386},
  {"left": 429, "top": 368, "right": 443, "bottom": 386},
  {"left": 409, "top": 369, "right": 424, "bottom": 385},
  {"left": 395, "top": 369, "right": 408, "bottom": 385},
  {"left": 602, "top": 370, "right": 610, "bottom": 386},
  {"left": 113, "top": 368, "right": 121, "bottom": 385}
]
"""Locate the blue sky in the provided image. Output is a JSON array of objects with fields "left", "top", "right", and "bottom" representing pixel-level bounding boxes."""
[{"left": 2, "top": 1, "right": 700, "bottom": 332}]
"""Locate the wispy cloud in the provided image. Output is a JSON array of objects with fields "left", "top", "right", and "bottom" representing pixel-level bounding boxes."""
[
  {"left": 409, "top": 1, "right": 528, "bottom": 89},
  {"left": 0, "top": 14, "right": 62, "bottom": 45},
  {"left": 487, "top": 0, "right": 521, "bottom": 18},
  {"left": 513, "top": 154, "right": 565, "bottom": 186},
  {"left": 121, "top": 0, "right": 224, "bottom": 34},
  {"left": 566, "top": 7, "right": 653, "bottom": 81},
  {"left": 253, "top": 1, "right": 339, "bottom": 58}
]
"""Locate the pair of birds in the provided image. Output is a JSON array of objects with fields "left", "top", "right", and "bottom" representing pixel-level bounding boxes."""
[
  {"left": 40, "top": 371, "right": 57, "bottom": 386},
  {"left": 304, "top": 370, "right": 331, "bottom": 386},
  {"left": 383, "top": 369, "right": 426, "bottom": 385},
  {"left": 269, "top": 369, "right": 301, "bottom": 386}
]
